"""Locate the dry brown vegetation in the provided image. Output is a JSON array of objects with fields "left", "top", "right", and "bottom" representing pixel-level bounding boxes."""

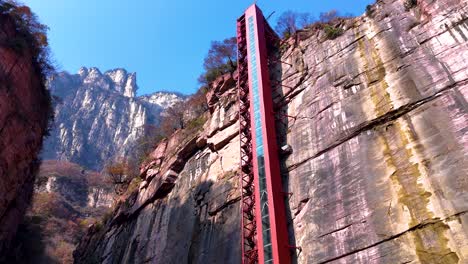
[
  {"left": 6, "top": 160, "right": 112, "bottom": 263},
  {"left": 0, "top": 0, "right": 55, "bottom": 83},
  {"left": 135, "top": 86, "right": 209, "bottom": 164},
  {"left": 275, "top": 9, "right": 353, "bottom": 41},
  {"left": 105, "top": 159, "right": 139, "bottom": 195},
  {"left": 198, "top": 37, "right": 237, "bottom": 86}
]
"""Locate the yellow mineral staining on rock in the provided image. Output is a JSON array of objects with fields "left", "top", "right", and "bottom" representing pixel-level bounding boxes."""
[
  {"left": 356, "top": 34, "right": 393, "bottom": 119},
  {"left": 361, "top": 29, "right": 461, "bottom": 260},
  {"left": 413, "top": 221, "right": 460, "bottom": 263},
  {"left": 376, "top": 119, "right": 459, "bottom": 263}
]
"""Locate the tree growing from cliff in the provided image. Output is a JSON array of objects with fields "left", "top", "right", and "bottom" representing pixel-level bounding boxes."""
[
  {"left": 164, "top": 101, "right": 186, "bottom": 130},
  {"left": 0, "top": 1, "right": 54, "bottom": 77},
  {"left": 105, "top": 160, "right": 138, "bottom": 195},
  {"left": 0, "top": 0, "right": 55, "bottom": 134},
  {"left": 198, "top": 37, "right": 237, "bottom": 86},
  {"left": 186, "top": 86, "right": 208, "bottom": 116},
  {"left": 319, "top": 9, "right": 339, "bottom": 23},
  {"left": 275, "top": 11, "right": 313, "bottom": 38}
]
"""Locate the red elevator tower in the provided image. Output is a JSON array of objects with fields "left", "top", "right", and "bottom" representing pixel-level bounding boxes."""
[{"left": 237, "top": 5, "right": 290, "bottom": 264}]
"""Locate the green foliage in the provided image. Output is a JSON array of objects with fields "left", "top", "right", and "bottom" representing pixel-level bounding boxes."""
[
  {"left": 404, "top": 0, "right": 418, "bottom": 10},
  {"left": 323, "top": 24, "right": 344, "bottom": 40},
  {"left": 126, "top": 177, "right": 143, "bottom": 195},
  {"left": 94, "top": 221, "right": 103, "bottom": 232},
  {"left": 186, "top": 115, "right": 207, "bottom": 131},
  {"left": 366, "top": 5, "right": 374, "bottom": 18}
]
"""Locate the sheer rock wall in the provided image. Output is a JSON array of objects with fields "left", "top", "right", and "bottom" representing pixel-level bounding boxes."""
[
  {"left": 75, "top": 0, "right": 468, "bottom": 263},
  {"left": 0, "top": 12, "right": 52, "bottom": 258}
]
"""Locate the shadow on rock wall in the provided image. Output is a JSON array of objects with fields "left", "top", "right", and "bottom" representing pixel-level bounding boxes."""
[
  {"left": 2, "top": 216, "right": 56, "bottom": 264},
  {"left": 270, "top": 47, "right": 301, "bottom": 263},
  {"left": 75, "top": 177, "right": 241, "bottom": 264}
]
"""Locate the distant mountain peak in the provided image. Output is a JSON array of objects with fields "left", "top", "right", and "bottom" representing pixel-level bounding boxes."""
[
  {"left": 43, "top": 67, "right": 185, "bottom": 170},
  {"left": 139, "top": 91, "right": 185, "bottom": 109}
]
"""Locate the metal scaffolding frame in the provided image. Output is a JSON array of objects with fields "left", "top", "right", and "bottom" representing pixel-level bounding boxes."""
[{"left": 237, "top": 5, "right": 291, "bottom": 264}]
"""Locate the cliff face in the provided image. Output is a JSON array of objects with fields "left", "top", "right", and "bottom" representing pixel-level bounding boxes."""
[
  {"left": 0, "top": 11, "right": 52, "bottom": 258},
  {"left": 75, "top": 74, "right": 240, "bottom": 264},
  {"left": 75, "top": 0, "right": 468, "bottom": 263},
  {"left": 35, "top": 160, "right": 114, "bottom": 209},
  {"left": 42, "top": 68, "right": 184, "bottom": 170},
  {"left": 6, "top": 160, "right": 114, "bottom": 264},
  {"left": 275, "top": 0, "right": 468, "bottom": 262}
]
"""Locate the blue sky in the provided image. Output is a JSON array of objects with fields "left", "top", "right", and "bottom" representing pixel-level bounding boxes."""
[{"left": 23, "top": 0, "right": 374, "bottom": 96}]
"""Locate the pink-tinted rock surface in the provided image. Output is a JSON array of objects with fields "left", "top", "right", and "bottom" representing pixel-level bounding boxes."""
[{"left": 0, "top": 12, "right": 52, "bottom": 258}]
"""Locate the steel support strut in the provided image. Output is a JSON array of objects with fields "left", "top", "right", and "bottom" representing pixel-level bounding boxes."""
[
  {"left": 238, "top": 14, "right": 258, "bottom": 264},
  {"left": 237, "top": 5, "right": 291, "bottom": 264}
]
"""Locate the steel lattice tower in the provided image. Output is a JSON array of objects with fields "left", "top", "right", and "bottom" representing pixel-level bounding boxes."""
[{"left": 237, "top": 5, "right": 291, "bottom": 264}]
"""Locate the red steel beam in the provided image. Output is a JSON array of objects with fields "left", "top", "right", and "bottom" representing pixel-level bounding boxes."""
[
  {"left": 237, "top": 13, "right": 258, "bottom": 264},
  {"left": 239, "top": 4, "right": 291, "bottom": 264}
]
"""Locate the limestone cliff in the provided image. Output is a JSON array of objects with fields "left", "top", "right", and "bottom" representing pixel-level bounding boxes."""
[
  {"left": 43, "top": 68, "right": 184, "bottom": 170},
  {"left": 74, "top": 73, "right": 241, "bottom": 263},
  {"left": 0, "top": 4, "right": 53, "bottom": 259},
  {"left": 35, "top": 160, "right": 114, "bottom": 210},
  {"left": 74, "top": 0, "right": 468, "bottom": 263},
  {"left": 5, "top": 160, "right": 113, "bottom": 264}
]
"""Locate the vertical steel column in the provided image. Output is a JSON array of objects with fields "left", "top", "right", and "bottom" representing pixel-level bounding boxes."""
[
  {"left": 238, "top": 5, "right": 290, "bottom": 264},
  {"left": 237, "top": 14, "right": 258, "bottom": 264}
]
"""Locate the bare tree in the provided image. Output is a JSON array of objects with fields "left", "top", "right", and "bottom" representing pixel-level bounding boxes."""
[
  {"left": 187, "top": 86, "right": 208, "bottom": 115},
  {"left": 164, "top": 101, "right": 185, "bottom": 130},
  {"left": 275, "top": 11, "right": 313, "bottom": 38},
  {"left": 105, "top": 160, "right": 137, "bottom": 195},
  {"left": 199, "top": 37, "right": 237, "bottom": 85},
  {"left": 319, "top": 9, "right": 339, "bottom": 23}
]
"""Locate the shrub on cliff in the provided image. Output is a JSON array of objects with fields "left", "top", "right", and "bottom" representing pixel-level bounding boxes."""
[
  {"left": 105, "top": 159, "right": 139, "bottom": 195},
  {"left": 0, "top": 0, "right": 54, "bottom": 132},
  {"left": 404, "top": 0, "right": 418, "bottom": 11},
  {"left": 366, "top": 5, "right": 375, "bottom": 18},
  {"left": 275, "top": 9, "right": 350, "bottom": 40},
  {"left": 323, "top": 24, "right": 344, "bottom": 40},
  {"left": 0, "top": 0, "right": 54, "bottom": 78},
  {"left": 49, "top": 240, "right": 74, "bottom": 264},
  {"left": 135, "top": 86, "right": 209, "bottom": 163}
]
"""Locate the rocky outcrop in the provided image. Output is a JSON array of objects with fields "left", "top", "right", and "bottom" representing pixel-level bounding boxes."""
[
  {"left": 0, "top": 8, "right": 53, "bottom": 259},
  {"left": 5, "top": 160, "right": 114, "bottom": 263},
  {"left": 42, "top": 68, "right": 184, "bottom": 170},
  {"left": 74, "top": 78, "right": 240, "bottom": 264},
  {"left": 75, "top": 0, "right": 468, "bottom": 263},
  {"left": 35, "top": 160, "right": 114, "bottom": 209},
  {"left": 88, "top": 187, "right": 114, "bottom": 209}
]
